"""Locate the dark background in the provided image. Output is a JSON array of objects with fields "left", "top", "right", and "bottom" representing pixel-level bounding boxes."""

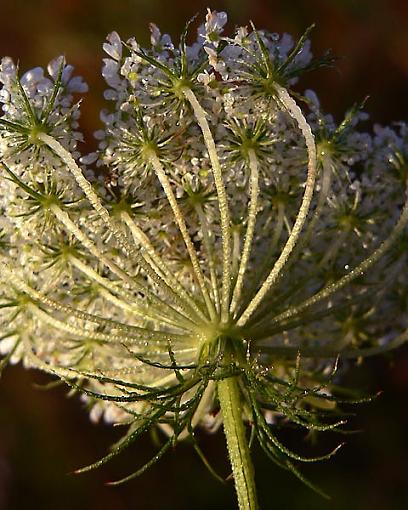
[{"left": 0, "top": 1, "right": 407, "bottom": 509}]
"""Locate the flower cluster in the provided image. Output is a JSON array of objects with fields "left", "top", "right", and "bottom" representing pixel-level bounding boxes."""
[{"left": 0, "top": 9, "right": 406, "bottom": 507}]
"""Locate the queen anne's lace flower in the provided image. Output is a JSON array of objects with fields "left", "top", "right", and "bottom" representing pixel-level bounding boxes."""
[
  {"left": 0, "top": 56, "right": 87, "bottom": 173},
  {"left": 0, "top": 10, "right": 407, "bottom": 509}
]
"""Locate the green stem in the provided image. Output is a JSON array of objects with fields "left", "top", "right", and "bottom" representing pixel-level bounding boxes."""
[{"left": 218, "top": 376, "right": 259, "bottom": 510}]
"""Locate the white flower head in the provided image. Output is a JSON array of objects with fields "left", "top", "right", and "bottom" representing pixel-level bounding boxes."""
[
  {"left": 0, "top": 10, "right": 407, "bottom": 505},
  {"left": 0, "top": 56, "right": 87, "bottom": 175}
]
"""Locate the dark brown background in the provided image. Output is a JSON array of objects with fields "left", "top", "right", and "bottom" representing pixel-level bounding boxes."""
[{"left": 0, "top": 1, "right": 407, "bottom": 509}]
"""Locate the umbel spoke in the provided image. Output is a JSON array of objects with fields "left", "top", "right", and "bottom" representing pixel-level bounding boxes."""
[{"left": 237, "top": 85, "right": 318, "bottom": 328}]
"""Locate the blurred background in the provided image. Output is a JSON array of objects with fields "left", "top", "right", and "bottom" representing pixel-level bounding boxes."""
[{"left": 0, "top": 0, "right": 407, "bottom": 509}]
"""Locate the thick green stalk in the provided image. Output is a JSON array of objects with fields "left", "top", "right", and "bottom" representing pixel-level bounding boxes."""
[{"left": 218, "top": 376, "right": 258, "bottom": 510}]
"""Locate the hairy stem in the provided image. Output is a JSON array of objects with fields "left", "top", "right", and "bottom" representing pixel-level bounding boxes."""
[
  {"left": 243, "top": 202, "right": 285, "bottom": 313},
  {"left": 289, "top": 155, "right": 334, "bottom": 267},
  {"left": 148, "top": 151, "right": 216, "bottom": 321},
  {"left": 231, "top": 149, "right": 260, "bottom": 315},
  {"left": 218, "top": 376, "right": 258, "bottom": 510},
  {"left": 195, "top": 203, "right": 220, "bottom": 312},
  {"left": 183, "top": 87, "right": 232, "bottom": 324}
]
